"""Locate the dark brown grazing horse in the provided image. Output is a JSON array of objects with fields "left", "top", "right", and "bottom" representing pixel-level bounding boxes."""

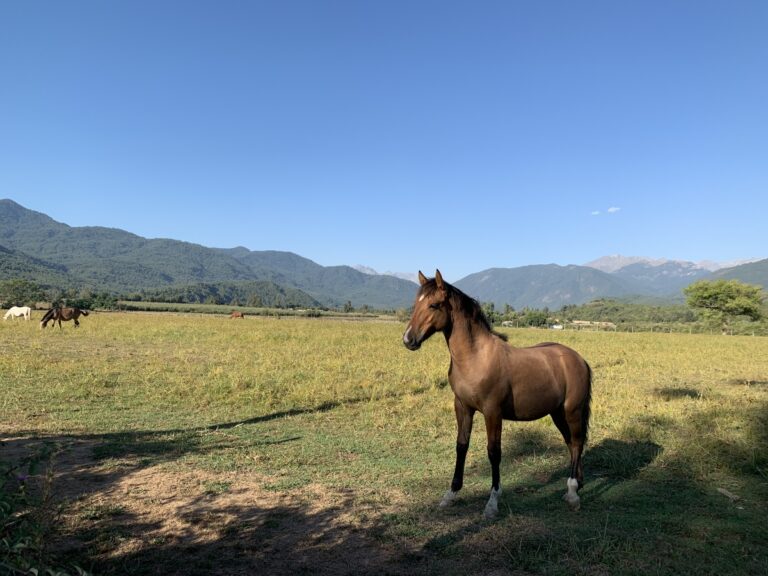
[
  {"left": 403, "top": 270, "right": 592, "bottom": 519},
  {"left": 40, "top": 307, "right": 89, "bottom": 329},
  {"left": 230, "top": 311, "right": 245, "bottom": 319}
]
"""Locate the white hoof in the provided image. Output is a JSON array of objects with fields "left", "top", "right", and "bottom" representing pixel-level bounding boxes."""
[
  {"left": 564, "top": 477, "right": 581, "bottom": 511},
  {"left": 483, "top": 487, "right": 502, "bottom": 520},
  {"left": 439, "top": 489, "right": 459, "bottom": 508}
]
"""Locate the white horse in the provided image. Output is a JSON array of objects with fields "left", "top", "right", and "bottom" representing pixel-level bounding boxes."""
[{"left": 3, "top": 306, "right": 32, "bottom": 321}]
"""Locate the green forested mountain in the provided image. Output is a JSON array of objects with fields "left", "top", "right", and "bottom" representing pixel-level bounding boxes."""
[
  {"left": 455, "top": 264, "right": 642, "bottom": 309},
  {"left": 0, "top": 245, "right": 76, "bottom": 286},
  {"left": 133, "top": 281, "right": 322, "bottom": 308},
  {"left": 455, "top": 259, "right": 768, "bottom": 309},
  {"left": 0, "top": 199, "right": 416, "bottom": 309},
  {"left": 712, "top": 258, "right": 768, "bottom": 287},
  {"left": 610, "top": 261, "right": 712, "bottom": 295}
]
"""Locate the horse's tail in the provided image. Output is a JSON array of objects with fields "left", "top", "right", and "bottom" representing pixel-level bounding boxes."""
[
  {"left": 581, "top": 361, "right": 593, "bottom": 446},
  {"left": 81, "top": 309, "right": 89, "bottom": 316}
]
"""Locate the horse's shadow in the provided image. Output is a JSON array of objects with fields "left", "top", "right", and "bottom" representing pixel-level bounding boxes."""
[
  {"left": 419, "top": 436, "right": 663, "bottom": 555},
  {"left": 577, "top": 438, "right": 663, "bottom": 501},
  {"left": 437, "top": 435, "right": 663, "bottom": 516},
  {"left": 501, "top": 428, "right": 661, "bottom": 481}
]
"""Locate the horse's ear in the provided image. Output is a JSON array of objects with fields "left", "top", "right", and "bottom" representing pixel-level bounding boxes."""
[
  {"left": 435, "top": 269, "right": 445, "bottom": 290},
  {"left": 418, "top": 271, "right": 429, "bottom": 286}
]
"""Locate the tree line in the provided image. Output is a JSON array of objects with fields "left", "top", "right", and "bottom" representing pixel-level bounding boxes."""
[
  {"left": 2, "top": 278, "right": 765, "bottom": 334},
  {"left": 0, "top": 278, "right": 117, "bottom": 310}
]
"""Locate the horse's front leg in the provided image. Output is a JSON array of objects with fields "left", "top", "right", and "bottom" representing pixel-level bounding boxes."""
[
  {"left": 483, "top": 412, "right": 503, "bottom": 520},
  {"left": 440, "top": 397, "right": 474, "bottom": 508}
]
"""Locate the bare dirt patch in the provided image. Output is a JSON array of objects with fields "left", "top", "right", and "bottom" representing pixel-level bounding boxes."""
[
  {"left": 4, "top": 435, "right": 550, "bottom": 576},
  {"left": 3, "top": 435, "right": 429, "bottom": 575}
]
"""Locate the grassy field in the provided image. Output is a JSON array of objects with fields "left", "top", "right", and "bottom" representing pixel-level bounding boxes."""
[{"left": 1, "top": 311, "right": 767, "bottom": 575}]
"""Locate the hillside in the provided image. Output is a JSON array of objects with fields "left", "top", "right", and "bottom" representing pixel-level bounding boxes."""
[
  {"left": 456, "top": 259, "right": 768, "bottom": 309},
  {"left": 0, "top": 200, "right": 417, "bottom": 309},
  {"left": 455, "top": 265, "right": 641, "bottom": 309},
  {"left": 584, "top": 255, "right": 768, "bottom": 298},
  {"left": 711, "top": 258, "right": 768, "bottom": 287},
  {"left": 610, "top": 261, "right": 711, "bottom": 296},
  {"left": 134, "top": 281, "right": 322, "bottom": 309}
]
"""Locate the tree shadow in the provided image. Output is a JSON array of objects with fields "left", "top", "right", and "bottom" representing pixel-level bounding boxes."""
[
  {"left": 8, "top": 382, "right": 438, "bottom": 474},
  {"left": 656, "top": 387, "right": 701, "bottom": 400},
  {"left": 2, "top": 431, "right": 433, "bottom": 575},
  {"left": 414, "top": 398, "right": 768, "bottom": 575},
  {"left": 58, "top": 483, "right": 431, "bottom": 576},
  {"left": 1, "top": 384, "right": 449, "bottom": 574},
  {"left": 725, "top": 379, "right": 768, "bottom": 387}
]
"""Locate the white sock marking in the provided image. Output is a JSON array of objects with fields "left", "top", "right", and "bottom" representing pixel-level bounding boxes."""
[
  {"left": 439, "top": 489, "right": 459, "bottom": 508},
  {"left": 564, "top": 477, "right": 581, "bottom": 510},
  {"left": 483, "top": 487, "right": 502, "bottom": 520}
]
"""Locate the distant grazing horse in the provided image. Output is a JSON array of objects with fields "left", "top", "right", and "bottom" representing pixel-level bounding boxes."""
[
  {"left": 40, "top": 307, "right": 89, "bottom": 329},
  {"left": 230, "top": 311, "right": 245, "bottom": 319},
  {"left": 4, "top": 306, "right": 32, "bottom": 321},
  {"left": 403, "top": 270, "right": 592, "bottom": 519}
]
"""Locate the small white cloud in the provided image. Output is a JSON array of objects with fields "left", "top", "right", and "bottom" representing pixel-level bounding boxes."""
[
  {"left": 591, "top": 210, "right": 601, "bottom": 216},
  {"left": 607, "top": 206, "right": 621, "bottom": 214}
]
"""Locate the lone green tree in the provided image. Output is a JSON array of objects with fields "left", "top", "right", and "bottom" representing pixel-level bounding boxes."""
[{"left": 684, "top": 279, "right": 764, "bottom": 332}]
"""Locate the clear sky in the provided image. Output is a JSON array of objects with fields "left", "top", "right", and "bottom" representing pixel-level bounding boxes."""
[{"left": 1, "top": 1, "right": 766, "bottom": 281}]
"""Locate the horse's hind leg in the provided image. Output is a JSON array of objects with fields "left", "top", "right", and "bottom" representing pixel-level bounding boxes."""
[
  {"left": 551, "top": 407, "right": 584, "bottom": 510},
  {"left": 440, "top": 397, "right": 474, "bottom": 508}
]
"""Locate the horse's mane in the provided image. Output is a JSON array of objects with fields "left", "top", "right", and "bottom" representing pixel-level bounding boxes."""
[{"left": 420, "top": 279, "right": 508, "bottom": 342}]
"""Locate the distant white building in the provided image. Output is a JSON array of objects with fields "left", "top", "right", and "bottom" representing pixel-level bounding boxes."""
[{"left": 570, "top": 320, "right": 617, "bottom": 330}]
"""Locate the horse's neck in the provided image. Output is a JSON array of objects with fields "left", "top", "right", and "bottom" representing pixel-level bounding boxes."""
[{"left": 444, "top": 314, "right": 495, "bottom": 367}]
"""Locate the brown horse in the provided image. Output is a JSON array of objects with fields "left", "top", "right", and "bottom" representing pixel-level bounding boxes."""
[
  {"left": 230, "top": 311, "right": 245, "bottom": 319},
  {"left": 40, "top": 307, "right": 89, "bottom": 329},
  {"left": 403, "top": 270, "right": 592, "bottom": 519}
]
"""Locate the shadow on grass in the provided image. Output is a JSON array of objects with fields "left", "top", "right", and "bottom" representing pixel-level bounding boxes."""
[
  {"left": 57, "top": 483, "right": 430, "bottom": 576},
  {"left": 10, "top": 384, "right": 438, "bottom": 470},
  {"left": 409, "top": 399, "right": 768, "bottom": 576},
  {"left": 656, "top": 387, "right": 701, "bottom": 400},
  {"left": 3, "top": 392, "right": 767, "bottom": 575},
  {"left": 726, "top": 378, "right": 768, "bottom": 387}
]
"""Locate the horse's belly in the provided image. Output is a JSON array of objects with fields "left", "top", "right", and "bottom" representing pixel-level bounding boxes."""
[
  {"left": 501, "top": 381, "right": 563, "bottom": 421},
  {"left": 501, "top": 401, "right": 550, "bottom": 421}
]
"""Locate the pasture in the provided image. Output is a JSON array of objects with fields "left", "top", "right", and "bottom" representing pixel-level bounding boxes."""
[{"left": 1, "top": 311, "right": 767, "bottom": 575}]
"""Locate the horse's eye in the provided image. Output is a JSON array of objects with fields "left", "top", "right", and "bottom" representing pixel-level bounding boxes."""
[{"left": 429, "top": 303, "right": 441, "bottom": 310}]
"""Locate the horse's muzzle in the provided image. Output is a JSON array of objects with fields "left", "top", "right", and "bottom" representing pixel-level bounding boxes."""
[{"left": 402, "top": 326, "right": 422, "bottom": 351}]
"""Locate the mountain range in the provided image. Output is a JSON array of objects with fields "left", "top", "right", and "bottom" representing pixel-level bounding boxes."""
[
  {"left": 1, "top": 199, "right": 766, "bottom": 310},
  {"left": 456, "top": 257, "right": 767, "bottom": 309},
  {"left": 0, "top": 200, "right": 416, "bottom": 309}
]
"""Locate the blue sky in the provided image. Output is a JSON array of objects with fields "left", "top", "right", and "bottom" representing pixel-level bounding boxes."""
[{"left": 1, "top": 1, "right": 766, "bottom": 281}]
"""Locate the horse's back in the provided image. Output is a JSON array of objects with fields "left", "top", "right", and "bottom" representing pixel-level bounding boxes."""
[
  {"left": 525, "top": 342, "right": 590, "bottom": 387},
  {"left": 5, "top": 306, "right": 30, "bottom": 319}
]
